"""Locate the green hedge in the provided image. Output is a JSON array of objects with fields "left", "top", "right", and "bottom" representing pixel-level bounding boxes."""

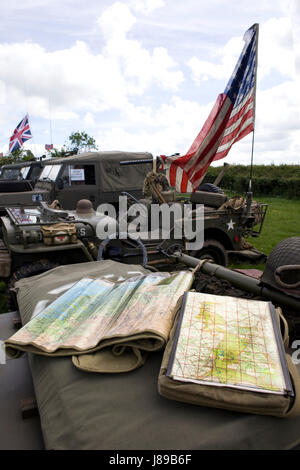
[{"left": 204, "top": 165, "right": 300, "bottom": 199}]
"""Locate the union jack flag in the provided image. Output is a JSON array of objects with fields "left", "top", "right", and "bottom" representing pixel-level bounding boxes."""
[
  {"left": 9, "top": 114, "right": 33, "bottom": 153},
  {"left": 161, "top": 24, "right": 258, "bottom": 192}
]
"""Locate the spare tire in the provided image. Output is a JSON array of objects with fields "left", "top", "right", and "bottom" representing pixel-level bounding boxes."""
[
  {"left": 190, "top": 239, "right": 228, "bottom": 267},
  {"left": 197, "top": 183, "right": 224, "bottom": 194},
  {"left": 8, "top": 259, "right": 59, "bottom": 310},
  {"left": 10, "top": 259, "right": 59, "bottom": 284}
]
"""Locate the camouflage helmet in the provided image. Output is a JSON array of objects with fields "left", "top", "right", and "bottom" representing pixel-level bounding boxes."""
[
  {"left": 76, "top": 199, "right": 95, "bottom": 215},
  {"left": 260, "top": 237, "right": 300, "bottom": 298}
]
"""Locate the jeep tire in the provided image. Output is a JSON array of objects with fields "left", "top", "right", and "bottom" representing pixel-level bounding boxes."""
[
  {"left": 197, "top": 183, "right": 224, "bottom": 194},
  {"left": 190, "top": 239, "right": 228, "bottom": 267},
  {"left": 8, "top": 259, "right": 59, "bottom": 310}
]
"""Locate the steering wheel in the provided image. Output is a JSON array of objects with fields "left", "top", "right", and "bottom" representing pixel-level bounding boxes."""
[{"left": 97, "top": 232, "right": 148, "bottom": 268}]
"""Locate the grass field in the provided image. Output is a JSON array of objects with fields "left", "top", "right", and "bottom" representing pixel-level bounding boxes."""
[
  {"left": 248, "top": 196, "right": 300, "bottom": 252},
  {"left": 229, "top": 195, "right": 300, "bottom": 270}
]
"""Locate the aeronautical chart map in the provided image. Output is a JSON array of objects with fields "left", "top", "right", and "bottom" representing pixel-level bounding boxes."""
[
  {"left": 168, "top": 292, "right": 290, "bottom": 395},
  {"left": 5, "top": 271, "right": 193, "bottom": 356}
]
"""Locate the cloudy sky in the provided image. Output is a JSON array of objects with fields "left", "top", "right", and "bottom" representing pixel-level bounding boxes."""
[{"left": 0, "top": 0, "right": 299, "bottom": 165}]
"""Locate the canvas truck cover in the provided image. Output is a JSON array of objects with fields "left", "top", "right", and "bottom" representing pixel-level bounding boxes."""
[
  {"left": 9, "top": 260, "right": 300, "bottom": 450},
  {"left": 43, "top": 151, "right": 154, "bottom": 192},
  {"left": 98, "top": 151, "right": 154, "bottom": 192}
]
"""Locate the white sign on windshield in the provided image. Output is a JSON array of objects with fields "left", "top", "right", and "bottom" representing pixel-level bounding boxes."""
[{"left": 70, "top": 169, "right": 85, "bottom": 181}]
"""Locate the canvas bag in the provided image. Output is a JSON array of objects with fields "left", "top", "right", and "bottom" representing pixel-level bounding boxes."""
[
  {"left": 41, "top": 223, "right": 77, "bottom": 246},
  {"left": 158, "top": 304, "right": 300, "bottom": 418}
]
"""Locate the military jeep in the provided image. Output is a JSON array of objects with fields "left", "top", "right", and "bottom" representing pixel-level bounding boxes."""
[
  {"left": 0, "top": 160, "right": 42, "bottom": 183},
  {"left": 103, "top": 182, "right": 268, "bottom": 268},
  {"left": 0, "top": 151, "right": 154, "bottom": 217},
  {"left": 0, "top": 160, "right": 43, "bottom": 204},
  {"left": 0, "top": 201, "right": 115, "bottom": 281},
  {"left": 0, "top": 174, "right": 267, "bottom": 289}
]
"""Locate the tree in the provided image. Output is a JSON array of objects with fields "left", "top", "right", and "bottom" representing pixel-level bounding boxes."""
[
  {"left": 11, "top": 148, "right": 35, "bottom": 162},
  {"left": 0, "top": 148, "right": 35, "bottom": 166},
  {"left": 48, "top": 147, "right": 73, "bottom": 159},
  {"left": 47, "top": 131, "right": 98, "bottom": 159},
  {"left": 67, "top": 131, "right": 98, "bottom": 152}
]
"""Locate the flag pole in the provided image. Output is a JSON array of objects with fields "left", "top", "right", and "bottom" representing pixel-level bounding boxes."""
[
  {"left": 245, "top": 23, "right": 259, "bottom": 220},
  {"left": 248, "top": 23, "right": 259, "bottom": 193},
  {"left": 49, "top": 96, "right": 53, "bottom": 146}
]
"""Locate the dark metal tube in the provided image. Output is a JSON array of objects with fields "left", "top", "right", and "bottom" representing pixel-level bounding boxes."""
[
  {"left": 119, "top": 159, "right": 153, "bottom": 165},
  {"left": 172, "top": 251, "right": 300, "bottom": 312}
]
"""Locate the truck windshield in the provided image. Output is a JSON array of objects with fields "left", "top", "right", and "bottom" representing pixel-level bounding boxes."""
[
  {"left": 0, "top": 168, "right": 22, "bottom": 180},
  {"left": 39, "top": 165, "right": 62, "bottom": 181},
  {"left": 20, "top": 167, "right": 30, "bottom": 179}
]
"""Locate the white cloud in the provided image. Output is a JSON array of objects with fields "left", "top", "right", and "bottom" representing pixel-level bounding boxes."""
[
  {"left": 98, "top": 2, "right": 184, "bottom": 93},
  {"left": 256, "top": 80, "right": 300, "bottom": 132},
  {"left": 130, "top": 0, "right": 165, "bottom": 14},
  {"left": 83, "top": 112, "right": 96, "bottom": 128},
  {"left": 259, "top": 17, "right": 295, "bottom": 80},
  {"left": 98, "top": 2, "right": 137, "bottom": 42},
  {"left": 187, "top": 36, "right": 244, "bottom": 83},
  {"left": 0, "top": 0, "right": 298, "bottom": 168},
  {"left": 187, "top": 17, "right": 295, "bottom": 85},
  {"left": 96, "top": 96, "right": 223, "bottom": 156},
  {"left": 254, "top": 80, "right": 300, "bottom": 164},
  {"left": 0, "top": 1, "right": 183, "bottom": 133}
]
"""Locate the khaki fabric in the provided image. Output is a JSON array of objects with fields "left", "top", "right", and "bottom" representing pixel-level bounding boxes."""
[
  {"left": 98, "top": 151, "right": 153, "bottom": 192},
  {"left": 158, "top": 307, "right": 300, "bottom": 418},
  {"left": 41, "top": 222, "right": 77, "bottom": 246},
  {"left": 10, "top": 260, "right": 192, "bottom": 373},
  {"left": 73, "top": 339, "right": 152, "bottom": 373}
]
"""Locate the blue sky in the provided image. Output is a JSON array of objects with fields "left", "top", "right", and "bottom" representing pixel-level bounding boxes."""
[{"left": 0, "top": 0, "right": 299, "bottom": 165}]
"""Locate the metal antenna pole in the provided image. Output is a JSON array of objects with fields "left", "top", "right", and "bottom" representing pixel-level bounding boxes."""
[
  {"left": 49, "top": 97, "right": 53, "bottom": 146},
  {"left": 248, "top": 23, "right": 259, "bottom": 194},
  {"left": 248, "top": 130, "right": 255, "bottom": 192}
]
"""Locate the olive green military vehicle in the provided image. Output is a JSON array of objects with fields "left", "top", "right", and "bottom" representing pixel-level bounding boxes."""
[
  {"left": 0, "top": 160, "right": 44, "bottom": 215},
  {"left": 0, "top": 151, "right": 154, "bottom": 217},
  {"left": 0, "top": 160, "right": 43, "bottom": 184},
  {"left": 0, "top": 173, "right": 267, "bottom": 287},
  {"left": 0, "top": 201, "right": 116, "bottom": 282}
]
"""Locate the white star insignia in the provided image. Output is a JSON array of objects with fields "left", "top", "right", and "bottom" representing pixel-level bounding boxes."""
[{"left": 227, "top": 219, "right": 235, "bottom": 231}]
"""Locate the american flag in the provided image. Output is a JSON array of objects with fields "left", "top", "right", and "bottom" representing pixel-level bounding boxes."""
[
  {"left": 9, "top": 114, "right": 33, "bottom": 153},
  {"left": 45, "top": 144, "right": 54, "bottom": 150},
  {"left": 162, "top": 24, "right": 258, "bottom": 192}
]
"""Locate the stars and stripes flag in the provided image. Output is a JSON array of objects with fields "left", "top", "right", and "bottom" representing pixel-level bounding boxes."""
[
  {"left": 9, "top": 114, "right": 33, "bottom": 153},
  {"left": 161, "top": 24, "right": 258, "bottom": 193},
  {"left": 45, "top": 144, "right": 54, "bottom": 150}
]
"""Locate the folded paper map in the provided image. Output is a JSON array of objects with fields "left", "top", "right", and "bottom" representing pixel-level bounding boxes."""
[
  {"left": 5, "top": 271, "right": 193, "bottom": 369},
  {"left": 167, "top": 292, "right": 293, "bottom": 395}
]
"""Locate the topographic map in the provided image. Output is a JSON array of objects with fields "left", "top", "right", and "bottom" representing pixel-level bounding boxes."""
[
  {"left": 6, "top": 271, "right": 193, "bottom": 355},
  {"left": 169, "top": 292, "right": 289, "bottom": 395}
]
